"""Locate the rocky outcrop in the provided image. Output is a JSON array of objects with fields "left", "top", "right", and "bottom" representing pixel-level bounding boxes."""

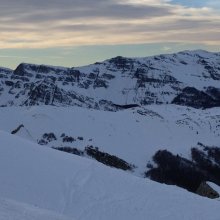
[
  {"left": 11, "top": 124, "right": 24, "bottom": 134},
  {"left": 85, "top": 146, "right": 136, "bottom": 171},
  {"left": 196, "top": 182, "right": 219, "bottom": 199},
  {"left": 172, "top": 87, "right": 220, "bottom": 109}
]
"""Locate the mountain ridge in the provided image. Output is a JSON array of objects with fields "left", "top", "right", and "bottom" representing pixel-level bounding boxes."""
[
  {"left": 0, "top": 50, "right": 220, "bottom": 109},
  {"left": 3, "top": 49, "right": 218, "bottom": 71}
]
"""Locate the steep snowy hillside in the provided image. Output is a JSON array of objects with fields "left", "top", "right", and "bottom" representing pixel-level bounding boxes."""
[
  {"left": 0, "top": 50, "right": 220, "bottom": 109},
  {"left": 1, "top": 105, "right": 219, "bottom": 174},
  {"left": 0, "top": 131, "right": 220, "bottom": 220}
]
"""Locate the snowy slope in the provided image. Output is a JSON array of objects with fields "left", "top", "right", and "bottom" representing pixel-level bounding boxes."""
[
  {"left": 0, "top": 198, "right": 72, "bottom": 220},
  {"left": 0, "top": 105, "right": 219, "bottom": 175},
  {"left": 0, "top": 131, "right": 220, "bottom": 220}
]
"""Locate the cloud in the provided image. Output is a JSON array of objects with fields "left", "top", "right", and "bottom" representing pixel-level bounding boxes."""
[
  {"left": 0, "top": 55, "right": 28, "bottom": 59},
  {"left": 0, "top": 0, "right": 219, "bottom": 49},
  {"left": 0, "top": 0, "right": 172, "bottom": 22}
]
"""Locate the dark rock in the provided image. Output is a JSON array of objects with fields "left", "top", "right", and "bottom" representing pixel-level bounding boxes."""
[
  {"left": 109, "top": 56, "right": 134, "bottom": 70},
  {"left": 113, "top": 104, "right": 139, "bottom": 109},
  {"left": 88, "top": 73, "right": 97, "bottom": 79},
  {"left": 93, "top": 78, "right": 108, "bottom": 89},
  {"left": 5, "top": 81, "right": 14, "bottom": 87},
  {"left": 42, "top": 133, "right": 57, "bottom": 142},
  {"left": 172, "top": 87, "right": 220, "bottom": 109},
  {"left": 62, "top": 136, "right": 75, "bottom": 143},
  {"left": 206, "top": 87, "right": 220, "bottom": 101},
  {"left": 196, "top": 182, "right": 219, "bottom": 199},
  {"left": 69, "top": 69, "right": 81, "bottom": 82},
  {"left": 13, "top": 63, "right": 34, "bottom": 77},
  {"left": 11, "top": 124, "right": 24, "bottom": 134},
  {"left": 85, "top": 146, "right": 135, "bottom": 171}
]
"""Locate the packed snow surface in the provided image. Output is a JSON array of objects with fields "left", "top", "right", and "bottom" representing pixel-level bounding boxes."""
[
  {"left": 0, "top": 198, "right": 72, "bottom": 220},
  {"left": 0, "top": 131, "right": 220, "bottom": 220}
]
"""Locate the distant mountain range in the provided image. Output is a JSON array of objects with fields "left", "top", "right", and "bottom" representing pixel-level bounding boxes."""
[{"left": 1, "top": 50, "right": 220, "bottom": 110}]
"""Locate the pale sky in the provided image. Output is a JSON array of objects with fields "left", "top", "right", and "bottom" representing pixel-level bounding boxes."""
[{"left": 1, "top": 0, "right": 220, "bottom": 69}]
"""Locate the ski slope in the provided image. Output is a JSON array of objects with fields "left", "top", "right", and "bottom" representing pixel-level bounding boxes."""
[{"left": 0, "top": 130, "right": 220, "bottom": 220}]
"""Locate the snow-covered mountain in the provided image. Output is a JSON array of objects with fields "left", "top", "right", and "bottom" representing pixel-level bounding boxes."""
[
  {"left": 1, "top": 50, "right": 220, "bottom": 109},
  {"left": 1, "top": 50, "right": 220, "bottom": 219}
]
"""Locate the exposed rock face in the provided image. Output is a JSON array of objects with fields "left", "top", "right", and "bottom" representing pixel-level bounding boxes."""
[
  {"left": 196, "top": 182, "right": 219, "bottom": 199},
  {"left": 0, "top": 50, "right": 220, "bottom": 110},
  {"left": 172, "top": 87, "right": 220, "bottom": 109}
]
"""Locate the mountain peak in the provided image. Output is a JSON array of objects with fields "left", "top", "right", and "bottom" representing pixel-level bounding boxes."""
[{"left": 0, "top": 50, "right": 219, "bottom": 109}]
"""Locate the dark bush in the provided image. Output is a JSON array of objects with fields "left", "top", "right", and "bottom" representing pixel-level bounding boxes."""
[
  {"left": 147, "top": 145, "right": 220, "bottom": 193},
  {"left": 52, "top": 145, "right": 136, "bottom": 172},
  {"left": 146, "top": 150, "right": 205, "bottom": 192},
  {"left": 42, "top": 133, "right": 57, "bottom": 142},
  {"left": 85, "top": 146, "right": 135, "bottom": 171},
  {"left": 191, "top": 147, "right": 220, "bottom": 185},
  {"left": 62, "top": 136, "right": 75, "bottom": 143}
]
